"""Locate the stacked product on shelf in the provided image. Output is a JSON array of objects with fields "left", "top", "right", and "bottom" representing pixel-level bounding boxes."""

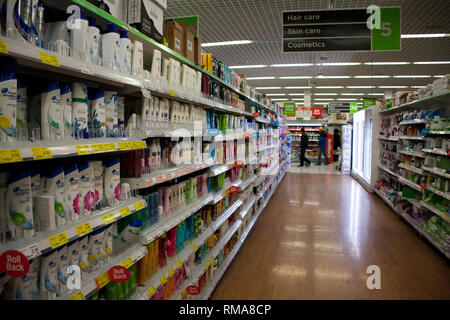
[
  {"left": 286, "top": 126, "right": 320, "bottom": 163},
  {"left": 375, "top": 77, "right": 450, "bottom": 259}
]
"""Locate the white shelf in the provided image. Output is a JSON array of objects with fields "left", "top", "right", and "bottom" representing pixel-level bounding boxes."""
[
  {"left": 209, "top": 163, "right": 236, "bottom": 177},
  {"left": 398, "top": 163, "right": 425, "bottom": 175},
  {"left": 239, "top": 175, "right": 257, "bottom": 191},
  {"left": 238, "top": 195, "right": 258, "bottom": 220},
  {"left": 425, "top": 186, "right": 450, "bottom": 201},
  {"left": 398, "top": 150, "right": 426, "bottom": 158},
  {"left": 211, "top": 179, "right": 243, "bottom": 204},
  {"left": 378, "top": 136, "right": 399, "bottom": 141},
  {"left": 399, "top": 136, "right": 425, "bottom": 140},
  {"left": 399, "top": 119, "right": 428, "bottom": 125},
  {"left": 422, "top": 166, "right": 450, "bottom": 178},
  {"left": 0, "top": 197, "right": 146, "bottom": 260},
  {"left": 0, "top": 137, "right": 147, "bottom": 165},
  {"left": 374, "top": 189, "right": 396, "bottom": 211},
  {"left": 401, "top": 196, "right": 422, "bottom": 208},
  {"left": 61, "top": 242, "right": 148, "bottom": 300},
  {"left": 138, "top": 195, "right": 214, "bottom": 245},
  {"left": 398, "top": 176, "right": 424, "bottom": 193},
  {"left": 428, "top": 131, "right": 450, "bottom": 135},
  {"left": 378, "top": 165, "right": 399, "bottom": 178},
  {"left": 422, "top": 148, "right": 448, "bottom": 156},
  {"left": 121, "top": 160, "right": 214, "bottom": 190},
  {"left": 420, "top": 201, "right": 450, "bottom": 222}
]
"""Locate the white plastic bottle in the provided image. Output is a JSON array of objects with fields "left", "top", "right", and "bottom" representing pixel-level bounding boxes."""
[
  {"left": 30, "top": 169, "right": 41, "bottom": 231},
  {"left": 40, "top": 249, "right": 58, "bottom": 300},
  {"left": 57, "top": 245, "right": 69, "bottom": 295},
  {"left": 6, "top": 170, "right": 33, "bottom": 241},
  {"left": 118, "top": 30, "right": 132, "bottom": 75},
  {"left": 71, "top": 83, "right": 89, "bottom": 139},
  {"left": 140, "top": 96, "right": 151, "bottom": 128},
  {"left": 131, "top": 40, "right": 143, "bottom": 79},
  {"left": 104, "top": 91, "right": 117, "bottom": 137},
  {"left": 87, "top": 18, "right": 100, "bottom": 65},
  {"left": 12, "top": 256, "right": 40, "bottom": 300},
  {"left": 78, "top": 235, "right": 89, "bottom": 278},
  {"left": 41, "top": 81, "right": 62, "bottom": 141},
  {"left": 78, "top": 160, "right": 92, "bottom": 215},
  {"left": 91, "top": 160, "right": 103, "bottom": 211},
  {"left": 60, "top": 83, "right": 72, "bottom": 139},
  {"left": 101, "top": 23, "right": 120, "bottom": 71},
  {"left": 88, "top": 90, "right": 105, "bottom": 137},
  {"left": 87, "top": 227, "right": 105, "bottom": 273},
  {"left": 0, "top": 57, "right": 17, "bottom": 142},
  {"left": 116, "top": 96, "right": 125, "bottom": 128},
  {"left": 63, "top": 163, "right": 80, "bottom": 222},
  {"left": 16, "top": 80, "right": 27, "bottom": 131},
  {"left": 156, "top": 138, "right": 161, "bottom": 170},
  {"left": 103, "top": 156, "right": 120, "bottom": 206},
  {"left": 0, "top": 172, "right": 9, "bottom": 244},
  {"left": 71, "top": 10, "right": 89, "bottom": 62},
  {"left": 45, "top": 165, "right": 66, "bottom": 227}
]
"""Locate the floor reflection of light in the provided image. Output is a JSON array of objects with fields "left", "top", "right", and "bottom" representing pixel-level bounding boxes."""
[
  {"left": 348, "top": 181, "right": 361, "bottom": 257},
  {"left": 303, "top": 201, "right": 320, "bottom": 206},
  {"left": 284, "top": 225, "right": 309, "bottom": 232},
  {"left": 289, "top": 200, "right": 301, "bottom": 204},
  {"left": 313, "top": 242, "right": 344, "bottom": 252},
  {"left": 272, "top": 265, "right": 307, "bottom": 277},
  {"left": 280, "top": 241, "right": 306, "bottom": 248},
  {"left": 314, "top": 269, "right": 351, "bottom": 280},
  {"left": 318, "top": 210, "right": 335, "bottom": 217},
  {"left": 313, "top": 226, "right": 336, "bottom": 233}
]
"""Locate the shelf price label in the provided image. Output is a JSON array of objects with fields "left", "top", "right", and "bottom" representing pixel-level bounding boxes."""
[
  {"left": 193, "top": 245, "right": 198, "bottom": 252},
  {"left": 168, "top": 268, "right": 175, "bottom": 277},
  {"left": 0, "top": 149, "right": 22, "bottom": 163},
  {"left": 204, "top": 256, "right": 214, "bottom": 270},
  {"left": 39, "top": 52, "right": 60, "bottom": 67},
  {"left": 121, "top": 256, "right": 133, "bottom": 269},
  {"left": 119, "top": 206, "right": 131, "bottom": 217},
  {"left": 0, "top": 40, "right": 8, "bottom": 53},
  {"left": 117, "top": 142, "right": 131, "bottom": 150},
  {"left": 176, "top": 260, "right": 183, "bottom": 269},
  {"left": 48, "top": 232, "right": 68, "bottom": 249},
  {"left": 134, "top": 200, "right": 145, "bottom": 211},
  {"left": 68, "top": 291, "right": 85, "bottom": 300},
  {"left": 102, "top": 212, "right": 116, "bottom": 225},
  {"left": 102, "top": 143, "right": 117, "bottom": 152},
  {"left": 75, "top": 145, "right": 92, "bottom": 155},
  {"left": 147, "top": 285, "right": 156, "bottom": 298},
  {"left": 95, "top": 272, "right": 110, "bottom": 289},
  {"left": 132, "top": 141, "right": 147, "bottom": 149},
  {"left": 156, "top": 176, "right": 164, "bottom": 183},
  {"left": 91, "top": 143, "right": 106, "bottom": 153},
  {"left": 160, "top": 275, "right": 167, "bottom": 285},
  {"left": 168, "top": 89, "right": 175, "bottom": 97},
  {"left": 75, "top": 222, "right": 93, "bottom": 237},
  {"left": 31, "top": 147, "right": 53, "bottom": 160}
]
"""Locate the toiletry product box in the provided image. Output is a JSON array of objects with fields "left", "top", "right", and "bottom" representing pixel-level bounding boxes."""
[
  {"left": 127, "top": 0, "right": 165, "bottom": 43},
  {"left": 164, "top": 21, "right": 184, "bottom": 55},
  {"left": 177, "top": 21, "right": 196, "bottom": 61},
  {"left": 194, "top": 35, "right": 202, "bottom": 66}
]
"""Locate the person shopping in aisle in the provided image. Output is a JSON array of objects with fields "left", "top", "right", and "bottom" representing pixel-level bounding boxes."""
[
  {"left": 316, "top": 128, "right": 329, "bottom": 166},
  {"left": 333, "top": 128, "right": 341, "bottom": 162},
  {"left": 299, "top": 128, "right": 311, "bottom": 167}
]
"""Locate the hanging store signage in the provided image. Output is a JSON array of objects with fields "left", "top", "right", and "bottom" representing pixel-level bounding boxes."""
[
  {"left": 108, "top": 265, "right": 131, "bottom": 283},
  {"left": 284, "top": 103, "right": 296, "bottom": 116},
  {"left": 328, "top": 102, "right": 350, "bottom": 114},
  {"left": 0, "top": 250, "right": 30, "bottom": 277},
  {"left": 363, "top": 98, "right": 376, "bottom": 108},
  {"left": 350, "top": 102, "right": 358, "bottom": 113},
  {"left": 282, "top": 7, "right": 400, "bottom": 52},
  {"left": 312, "top": 107, "right": 322, "bottom": 118}
]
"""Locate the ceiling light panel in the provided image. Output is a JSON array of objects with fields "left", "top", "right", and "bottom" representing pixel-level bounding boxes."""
[
  {"left": 314, "top": 93, "right": 338, "bottom": 96},
  {"left": 341, "top": 93, "right": 364, "bottom": 95},
  {"left": 315, "top": 86, "right": 343, "bottom": 89},
  {"left": 316, "top": 76, "right": 351, "bottom": 79},
  {"left": 271, "top": 63, "right": 314, "bottom": 67},
  {"left": 347, "top": 86, "right": 376, "bottom": 88},
  {"left": 254, "top": 87, "right": 281, "bottom": 89},
  {"left": 285, "top": 87, "right": 312, "bottom": 89},
  {"left": 202, "top": 40, "right": 253, "bottom": 47},
  {"left": 266, "top": 93, "right": 286, "bottom": 96},
  {"left": 288, "top": 93, "right": 305, "bottom": 96},
  {"left": 246, "top": 76, "right": 276, "bottom": 80},
  {"left": 401, "top": 33, "right": 449, "bottom": 38},
  {"left": 229, "top": 65, "right": 267, "bottom": 69},
  {"left": 354, "top": 75, "right": 391, "bottom": 78},
  {"left": 413, "top": 61, "right": 450, "bottom": 65},
  {"left": 364, "top": 62, "right": 409, "bottom": 65},
  {"left": 319, "top": 62, "right": 361, "bottom": 66},
  {"left": 393, "top": 75, "right": 431, "bottom": 78},
  {"left": 279, "top": 76, "right": 312, "bottom": 79}
]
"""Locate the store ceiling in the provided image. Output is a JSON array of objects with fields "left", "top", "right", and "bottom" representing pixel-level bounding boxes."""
[{"left": 165, "top": 0, "right": 450, "bottom": 101}]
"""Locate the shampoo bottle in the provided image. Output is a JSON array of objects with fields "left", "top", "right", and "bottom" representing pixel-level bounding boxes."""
[
  {"left": 87, "top": 17, "right": 100, "bottom": 65},
  {"left": 88, "top": 90, "right": 105, "bottom": 138},
  {"left": 16, "top": 79, "right": 27, "bottom": 131},
  {"left": 78, "top": 235, "right": 89, "bottom": 278},
  {"left": 78, "top": 160, "right": 92, "bottom": 215},
  {"left": 103, "top": 156, "right": 120, "bottom": 206},
  {"left": 0, "top": 57, "right": 17, "bottom": 142},
  {"left": 71, "top": 82, "right": 89, "bottom": 139},
  {"left": 101, "top": 23, "right": 120, "bottom": 71},
  {"left": 57, "top": 245, "right": 69, "bottom": 295},
  {"left": 131, "top": 40, "right": 143, "bottom": 79},
  {"left": 60, "top": 82, "right": 72, "bottom": 139},
  {"left": 91, "top": 160, "right": 103, "bottom": 211},
  {"left": 104, "top": 91, "right": 117, "bottom": 137},
  {"left": 45, "top": 165, "right": 66, "bottom": 226},
  {"left": 119, "top": 30, "right": 132, "bottom": 75},
  {"left": 41, "top": 81, "right": 62, "bottom": 141},
  {"left": 40, "top": 249, "right": 58, "bottom": 300},
  {"left": 71, "top": 10, "right": 89, "bottom": 62}
]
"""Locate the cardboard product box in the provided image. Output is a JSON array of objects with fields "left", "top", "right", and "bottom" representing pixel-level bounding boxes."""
[
  {"left": 194, "top": 35, "right": 202, "bottom": 66},
  {"left": 127, "top": 0, "right": 165, "bottom": 43},
  {"left": 177, "top": 21, "right": 196, "bottom": 61},
  {"left": 164, "top": 21, "right": 184, "bottom": 55}
]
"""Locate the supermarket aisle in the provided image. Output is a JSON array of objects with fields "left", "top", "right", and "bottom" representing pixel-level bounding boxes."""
[{"left": 212, "top": 173, "right": 450, "bottom": 299}]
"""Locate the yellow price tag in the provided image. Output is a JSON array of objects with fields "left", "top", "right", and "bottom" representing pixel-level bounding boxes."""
[
  {"left": 204, "top": 256, "right": 214, "bottom": 270},
  {"left": 193, "top": 245, "right": 198, "bottom": 252},
  {"left": 102, "top": 212, "right": 116, "bottom": 225},
  {"left": 95, "top": 272, "right": 110, "bottom": 289},
  {"left": 160, "top": 275, "right": 167, "bottom": 285},
  {"left": 102, "top": 143, "right": 117, "bottom": 152},
  {"left": 39, "top": 52, "right": 60, "bottom": 67},
  {"left": 48, "top": 232, "right": 68, "bottom": 249},
  {"left": 118, "top": 142, "right": 132, "bottom": 150},
  {"left": 148, "top": 285, "right": 156, "bottom": 298},
  {"left": 168, "top": 89, "right": 175, "bottom": 96},
  {"left": 176, "top": 260, "right": 183, "bottom": 269},
  {"left": 75, "top": 222, "right": 93, "bottom": 237},
  {"left": 75, "top": 145, "right": 92, "bottom": 155},
  {"left": 32, "top": 147, "right": 53, "bottom": 160},
  {"left": 120, "top": 206, "right": 131, "bottom": 217},
  {"left": 133, "top": 141, "right": 147, "bottom": 149},
  {"left": 122, "top": 256, "right": 133, "bottom": 268},
  {"left": 68, "top": 291, "right": 84, "bottom": 300},
  {"left": 0, "top": 149, "right": 22, "bottom": 163},
  {"left": 0, "top": 40, "right": 8, "bottom": 53},
  {"left": 168, "top": 268, "right": 175, "bottom": 277},
  {"left": 134, "top": 200, "right": 145, "bottom": 211},
  {"left": 91, "top": 143, "right": 106, "bottom": 153}
]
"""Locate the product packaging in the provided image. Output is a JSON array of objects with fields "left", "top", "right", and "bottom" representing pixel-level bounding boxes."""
[{"left": 45, "top": 165, "right": 66, "bottom": 226}]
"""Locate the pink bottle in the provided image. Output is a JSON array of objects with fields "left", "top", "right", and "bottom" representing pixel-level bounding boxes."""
[
  {"left": 163, "top": 186, "right": 171, "bottom": 216},
  {"left": 166, "top": 227, "right": 177, "bottom": 258}
]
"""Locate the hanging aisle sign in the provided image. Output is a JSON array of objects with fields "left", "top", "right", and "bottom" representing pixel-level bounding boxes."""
[
  {"left": 329, "top": 102, "right": 350, "bottom": 114},
  {"left": 282, "top": 7, "right": 400, "bottom": 52}
]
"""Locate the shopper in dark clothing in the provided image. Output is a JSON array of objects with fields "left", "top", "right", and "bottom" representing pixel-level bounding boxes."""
[
  {"left": 316, "top": 128, "right": 329, "bottom": 165},
  {"left": 299, "top": 128, "right": 311, "bottom": 167},
  {"left": 333, "top": 128, "right": 341, "bottom": 162}
]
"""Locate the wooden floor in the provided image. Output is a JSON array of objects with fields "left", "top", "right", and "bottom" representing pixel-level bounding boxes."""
[{"left": 212, "top": 173, "right": 450, "bottom": 300}]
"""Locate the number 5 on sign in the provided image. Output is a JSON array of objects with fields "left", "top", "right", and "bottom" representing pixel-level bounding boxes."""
[{"left": 371, "top": 7, "right": 400, "bottom": 51}]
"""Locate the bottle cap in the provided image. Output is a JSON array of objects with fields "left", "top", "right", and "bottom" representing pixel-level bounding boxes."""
[
  {"left": 120, "top": 30, "right": 128, "bottom": 39},
  {"left": 107, "top": 23, "right": 117, "bottom": 33},
  {"left": 88, "top": 17, "right": 97, "bottom": 28}
]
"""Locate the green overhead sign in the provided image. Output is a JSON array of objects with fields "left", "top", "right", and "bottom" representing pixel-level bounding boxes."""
[
  {"left": 372, "top": 8, "right": 401, "bottom": 51},
  {"left": 284, "top": 103, "right": 296, "bottom": 116},
  {"left": 350, "top": 102, "right": 358, "bottom": 113},
  {"left": 363, "top": 98, "right": 376, "bottom": 109}
]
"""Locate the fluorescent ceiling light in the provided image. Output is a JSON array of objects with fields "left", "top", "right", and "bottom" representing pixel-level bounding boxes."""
[
  {"left": 366, "top": 93, "right": 385, "bottom": 95},
  {"left": 341, "top": 93, "right": 364, "bottom": 95},
  {"left": 411, "top": 86, "right": 426, "bottom": 88},
  {"left": 337, "top": 98, "right": 357, "bottom": 101},
  {"left": 246, "top": 76, "right": 276, "bottom": 80},
  {"left": 319, "top": 62, "right": 361, "bottom": 66},
  {"left": 270, "top": 98, "right": 288, "bottom": 101},
  {"left": 285, "top": 86, "right": 312, "bottom": 89},
  {"left": 378, "top": 86, "right": 407, "bottom": 88},
  {"left": 314, "top": 93, "right": 337, "bottom": 96},
  {"left": 347, "top": 86, "right": 376, "bottom": 88},
  {"left": 354, "top": 75, "right": 391, "bottom": 78},
  {"left": 401, "top": 33, "right": 449, "bottom": 38},
  {"left": 271, "top": 63, "right": 314, "bottom": 67},
  {"left": 364, "top": 62, "right": 409, "bottom": 65},
  {"left": 292, "top": 99, "right": 304, "bottom": 101},
  {"left": 288, "top": 93, "right": 304, "bottom": 96},
  {"left": 279, "top": 76, "right": 312, "bottom": 79},
  {"left": 229, "top": 65, "right": 267, "bottom": 69},
  {"left": 266, "top": 93, "right": 286, "bottom": 96},
  {"left": 202, "top": 40, "right": 253, "bottom": 47},
  {"left": 434, "top": 75, "right": 444, "bottom": 78},
  {"left": 314, "top": 98, "right": 334, "bottom": 101},
  {"left": 315, "top": 86, "right": 343, "bottom": 89},
  {"left": 414, "top": 61, "right": 450, "bottom": 65},
  {"left": 316, "top": 75, "right": 351, "bottom": 79},
  {"left": 393, "top": 75, "right": 431, "bottom": 78},
  {"left": 254, "top": 87, "right": 281, "bottom": 89}
]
